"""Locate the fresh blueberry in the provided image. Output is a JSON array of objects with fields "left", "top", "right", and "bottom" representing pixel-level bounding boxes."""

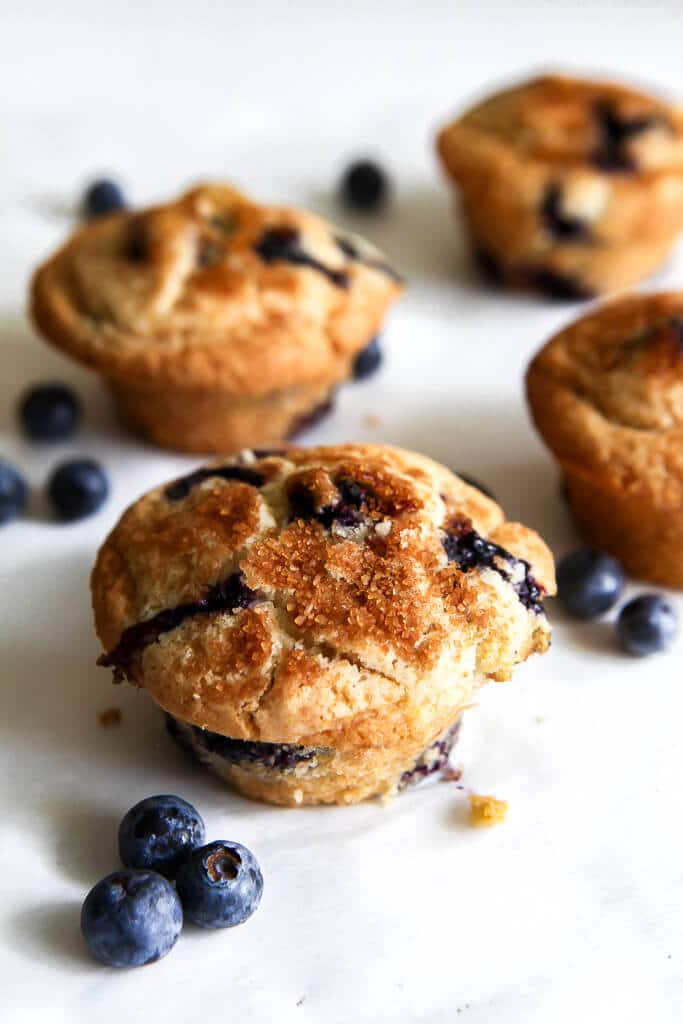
[
  {"left": 83, "top": 179, "right": 126, "bottom": 218},
  {"left": 47, "top": 458, "right": 109, "bottom": 521},
  {"left": 0, "top": 460, "right": 28, "bottom": 525},
  {"left": 118, "top": 795, "right": 206, "bottom": 878},
  {"left": 352, "top": 337, "right": 383, "bottom": 380},
  {"left": 18, "top": 383, "right": 81, "bottom": 441},
  {"left": 556, "top": 547, "right": 625, "bottom": 619},
  {"left": 80, "top": 869, "right": 182, "bottom": 968},
  {"left": 175, "top": 840, "right": 263, "bottom": 929},
  {"left": 616, "top": 594, "right": 678, "bottom": 656},
  {"left": 340, "top": 160, "right": 388, "bottom": 212}
]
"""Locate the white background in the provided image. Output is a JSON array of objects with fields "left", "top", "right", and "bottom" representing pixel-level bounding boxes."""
[{"left": 1, "top": 2, "right": 682, "bottom": 1021}]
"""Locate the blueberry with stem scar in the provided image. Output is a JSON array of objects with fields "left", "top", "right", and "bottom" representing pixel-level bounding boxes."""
[{"left": 175, "top": 840, "right": 264, "bottom": 929}]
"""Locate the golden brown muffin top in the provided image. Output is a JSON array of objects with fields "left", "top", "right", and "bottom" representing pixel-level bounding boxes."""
[
  {"left": 439, "top": 74, "right": 683, "bottom": 175},
  {"left": 92, "top": 444, "right": 555, "bottom": 747},
  {"left": 30, "top": 184, "right": 403, "bottom": 394}
]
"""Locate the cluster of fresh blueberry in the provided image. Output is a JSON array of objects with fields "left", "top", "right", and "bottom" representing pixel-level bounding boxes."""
[
  {"left": 81, "top": 794, "right": 263, "bottom": 968},
  {"left": 556, "top": 547, "right": 678, "bottom": 656},
  {"left": 0, "top": 383, "right": 109, "bottom": 524}
]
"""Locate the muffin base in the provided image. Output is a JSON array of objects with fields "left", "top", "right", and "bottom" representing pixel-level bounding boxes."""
[
  {"left": 107, "top": 377, "right": 338, "bottom": 454},
  {"left": 468, "top": 223, "right": 675, "bottom": 299},
  {"left": 166, "top": 713, "right": 462, "bottom": 807},
  {"left": 563, "top": 469, "right": 683, "bottom": 586}
]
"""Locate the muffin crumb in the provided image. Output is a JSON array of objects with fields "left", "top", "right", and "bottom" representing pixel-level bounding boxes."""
[
  {"left": 97, "top": 707, "right": 122, "bottom": 727},
  {"left": 363, "top": 413, "right": 382, "bottom": 428},
  {"left": 468, "top": 793, "right": 508, "bottom": 827}
]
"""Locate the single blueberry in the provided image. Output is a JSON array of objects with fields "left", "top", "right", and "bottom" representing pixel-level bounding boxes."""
[
  {"left": 340, "top": 160, "right": 388, "bottom": 212},
  {"left": 18, "top": 383, "right": 81, "bottom": 441},
  {"left": 175, "top": 840, "right": 263, "bottom": 929},
  {"left": 616, "top": 594, "right": 678, "bottom": 656},
  {"left": 352, "top": 337, "right": 383, "bottom": 380},
  {"left": 80, "top": 869, "right": 182, "bottom": 968},
  {"left": 556, "top": 548, "right": 625, "bottom": 619},
  {"left": 0, "top": 460, "right": 28, "bottom": 525},
  {"left": 47, "top": 458, "right": 109, "bottom": 521},
  {"left": 540, "top": 184, "right": 589, "bottom": 242},
  {"left": 84, "top": 179, "right": 126, "bottom": 218},
  {"left": 118, "top": 795, "right": 206, "bottom": 878}
]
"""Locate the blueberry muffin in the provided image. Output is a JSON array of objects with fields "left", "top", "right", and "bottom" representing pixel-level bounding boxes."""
[
  {"left": 92, "top": 443, "right": 555, "bottom": 806},
  {"left": 527, "top": 292, "right": 683, "bottom": 585},
  {"left": 437, "top": 74, "right": 683, "bottom": 298},
  {"left": 30, "top": 184, "right": 402, "bottom": 453}
]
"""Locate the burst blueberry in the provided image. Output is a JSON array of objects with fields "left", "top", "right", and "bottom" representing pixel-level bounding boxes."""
[
  {"left": 83, "top": 179, "right": 126, "bottom": 218},
  {"left": 0, "top": 460, "right": 28, "bottom": 525},
  {"left": 340, "top": 159, "right": 388, "bottom": 212},
  {"left": 616, "top": 594, "right": 678, "bottom": 656},
  {"left": 80, "top": 869, "right": 182, "bottom": 968},
  {"left": 47, "top": 458, "right": 109, "bottom": 521},
  {"left": 175, "top": 840, "right": 263, "bottom": 929},
  {"left": 18, "top": 383, "right": 81, "bottom": 441},
  {"left": 352, "top": 337, "right": 383, "bottom": 380},
  {"left": 118, "top": 795, "right": 206, "bottom": 878},
  {"left": 556, "top": 547, "right": 625, "bottom": 619}
]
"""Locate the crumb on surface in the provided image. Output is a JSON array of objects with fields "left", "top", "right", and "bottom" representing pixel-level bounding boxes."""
[
  {"left": 97, "top": 707, "right": 122, "bottom": 727},
  {"left": 363, "top": 413, "right": 382, "bottom": 428},
  {"left": 468, "top": 793, "right": 508, "bottom": 827},
  {"left": 442, "top": 764, "right": 463, "bottom": 783}
]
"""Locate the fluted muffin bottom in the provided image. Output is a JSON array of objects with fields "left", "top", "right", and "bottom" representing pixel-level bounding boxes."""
[
  {"left": 107, "top": 377, "right": 337, "bottom": 454},
  {"left": 166, "top": 713, "right": 462, "bottom": 806}
]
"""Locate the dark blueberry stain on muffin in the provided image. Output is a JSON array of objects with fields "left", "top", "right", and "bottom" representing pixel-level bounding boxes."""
[
  {"left": 443, "top": 518, "right": 544, "bottom": 614},
  {"left": 98, "top": 573, "right": 259, "bottom": 682},
  {"left": 127, "top": 220, "right": 150, "bottom": 262},
  {"left": 670, "top": 317, "right": 683, "bottom": 347},
  {"left": 166, "top": 714, "right": 329, "bottom": 772},
  {"left": 285, "top": 397, "right": 335, "bottom": 439},
  {"left": 526, "top": 267, "right": 595, "bottom": 301},
  {"left": 255, "top": 227, "right": 349, "bottom": 287},
  {"left": 335, "top": 235, "right": 404, "bottom": 284},
  {"left": 540, "top": 184, "right": 590, "bottom": 242},
  {"left": 473, "top": 245, "right": 505, "bottom": 285},
  {"left": 288, "top": 476, "right": 368, "bottom": 529},
  {"left": 592, "top": 103, "right": 664, "bottom": 172},
  {"left": 398, "top": 719, "right": 461, "bottom": 789},
  {"left": 165, "top": 465, "right": 264, "bottom": 501}
]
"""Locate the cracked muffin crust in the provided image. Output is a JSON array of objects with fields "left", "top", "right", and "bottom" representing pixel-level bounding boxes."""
[
  {"left": 527, "top": 292, "right": 683, "bottom": 584},
  {"left": 30, "top": 184, "right": 402, "bottom": 453},
  {"left": 92, "top": 443, "right": 555, "bottom": 805},
  {"left": 437, "top": 74, "right": 683, "bottom": 297}
]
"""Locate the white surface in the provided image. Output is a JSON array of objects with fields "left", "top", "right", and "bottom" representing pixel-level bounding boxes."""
[{"left": 1, "top": 2, "right": 682, "bottom": 1021}]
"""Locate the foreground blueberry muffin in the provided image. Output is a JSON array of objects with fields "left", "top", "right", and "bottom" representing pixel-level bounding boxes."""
[
  {"left": 92, "top": 443, "right": 555, "bottom": 806},
  {"left": 30, "top": 184, "right": 402, "bottom": 453},
  {"left": 527, "top": 292, "right": 683, "bottom": 585},
  {"left": 437, "top": 74, "right": 683, "bottom": 298}
]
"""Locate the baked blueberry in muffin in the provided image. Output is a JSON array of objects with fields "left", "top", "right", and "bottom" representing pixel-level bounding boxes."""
[
  {"left": 92, "top": 444, "right": 555, "bottom": 806},
  {"left": 30, "top": 184, "right": 403, "bottom": 454},
  {"left": 437, "top": 74, "right": 683, "bottom": 297},
  {"left": 527, "top": 292, "right": 683, "bottom": 585}
]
